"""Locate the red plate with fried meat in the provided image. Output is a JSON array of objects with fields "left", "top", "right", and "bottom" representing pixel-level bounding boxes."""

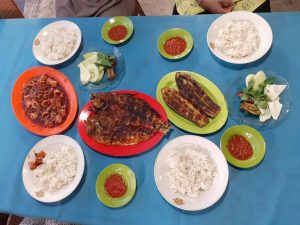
[
  {"left": 77, "top": 90, "right": 169, "bottom": 156},
  {"left": 11, "top": 66, "right": 78, "bottom": 136}
]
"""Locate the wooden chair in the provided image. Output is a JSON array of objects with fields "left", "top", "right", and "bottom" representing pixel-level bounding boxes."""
[
  {"left": 136, "top": 0, "right": 145, "bottom": 16},
  {"left": 0, "top": 0, "right": 24, "bottom": 19}
]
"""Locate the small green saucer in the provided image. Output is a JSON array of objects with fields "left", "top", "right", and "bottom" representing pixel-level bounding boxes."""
[
  {"left": 220, "top": 125, "right": 266, "bottom": 169},
  {"left": 96, "top": 163, "right": 136, "bottom": 208},
  {"left": 101, "top": 16, "right": 134, "bottom": 45},
  {"left": 157, "top": 28, "right": 193, "bottom": 60}
]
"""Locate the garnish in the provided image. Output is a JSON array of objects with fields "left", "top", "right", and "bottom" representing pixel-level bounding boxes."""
[
  {"left": 78, "top": 52, "right": 116, "bottom": 85},
  {"left": 237, "top": 71, "right": 286, "bottom": 122}
]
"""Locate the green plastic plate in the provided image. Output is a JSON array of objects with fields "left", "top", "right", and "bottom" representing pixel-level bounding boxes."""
[
  {"left": 220, "top": 125, "right": 266, "bottom": 168},
  {"left": 157, "top": 28, "right": 193, "bottom": 60},
  {"left": 101, "top": 16, "right": 134, "bottom": 45},
  {"left": 156, "top": 71, "right": 228, "bottom": 134},
  {"left": 96, "top": 163, "right": 136, "bottom": 208}
]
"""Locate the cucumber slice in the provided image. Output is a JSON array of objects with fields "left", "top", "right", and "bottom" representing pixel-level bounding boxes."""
[
  {"left": 246, "top": 74, "right": 255, "bottom": 88},
  {"left": 95, "top": 67, "right": 104, "bottom": 83},
  {"left": 84, "top": 52, "right": 98, "bottom": 59},
  {"left": 87, "top": 63, "right": 99, "bottom": 83},
  {"left": 90, "top": 67, "right": 104, "bottom": 84},
  {"left": 79, "top": 64, "right": 91, "bottom": 85},
  {"left": 82, "top": 55, "right": 98, "bottom": 66},
  {"left": 253, "top": 71, "right": 266, "bottom": 90}
]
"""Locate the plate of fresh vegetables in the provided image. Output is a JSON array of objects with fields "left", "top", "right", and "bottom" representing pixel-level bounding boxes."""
[
  {"left": 226, "top": 71, "right": 292, "bottom": 129},
  {"left": 77, "top": 48, "right": 125, "bottom": 91}
]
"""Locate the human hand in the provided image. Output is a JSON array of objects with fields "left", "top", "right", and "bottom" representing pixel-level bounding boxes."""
[{"left": 197, "top": 0, "right": 233, "bottom": 14}]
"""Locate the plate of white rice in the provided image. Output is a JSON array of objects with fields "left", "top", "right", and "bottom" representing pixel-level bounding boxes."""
[
  {"left": 32, "top": 20, "right": 82, "bottom": 65},
  {"left": 207, "top": 11, "right": 272, "bottom": 64},
  {"left": 154, "top": 135, "right": 229, "bottom": 211},
  {"left": 22, "top": 135, "right": 85, "bottom": 203}
]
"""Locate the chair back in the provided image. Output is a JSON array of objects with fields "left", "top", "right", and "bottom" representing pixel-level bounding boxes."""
[{"left": 0, "top": 0, "right": 24, "bottom": 18}]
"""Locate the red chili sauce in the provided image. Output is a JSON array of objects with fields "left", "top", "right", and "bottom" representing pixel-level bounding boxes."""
[
  {"left": 108, "top": 25, "right": 128, "bottom": 41},
  {"left": 227, "top": 135, "right": 253, "bottom": 160},
  {"left": 104, "top": 173, "right": 127, "bottom": 198},
  {"left": 164, "top": 36, "right": 187, "bottom": 56}
]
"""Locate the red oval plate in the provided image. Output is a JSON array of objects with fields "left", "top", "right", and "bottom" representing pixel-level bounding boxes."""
[
  {"left": 11, "top": 66, "right": 78, "bottom": 136},
  {"left": 77, "top": 90, "right": 168, "bottom": 157}
]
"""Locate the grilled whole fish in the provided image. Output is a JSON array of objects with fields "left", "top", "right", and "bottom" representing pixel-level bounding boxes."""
[
  {"left": 87, "top": 92, "right": 170, "bottom": 146},
  {"left": 161, "top": 87, "right": 209, "bottom": 127},
  {"left": 175, "top": 72, "right": 221, "bottom": 118}
]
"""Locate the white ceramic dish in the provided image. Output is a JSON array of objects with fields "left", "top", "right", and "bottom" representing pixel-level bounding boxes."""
[
  {"left": 154, "top": 135, "right": 229, "bottom": 211},
  {"left": 207, "top": 11, "right": 273, "bottom": 64},
  {"left": 32, "top": 20, "right": 82, "bottom": 65},
  {"left": 22, "top": 135, "right": 85, "bottom": 203}
]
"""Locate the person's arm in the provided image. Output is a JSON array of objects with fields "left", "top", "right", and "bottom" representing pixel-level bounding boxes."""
[{"left": 197, "top": 0, "right": 233, "bottom": 13}]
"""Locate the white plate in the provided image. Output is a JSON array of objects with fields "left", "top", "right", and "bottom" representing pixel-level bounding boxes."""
[
  {"left": 32, "top": 20, "right": 82, "bottom": 65},
  {"left": 22, "top": 135, "right": 85, "bottom": 203},
  {"left": 154, "top": 135, "right": 229, "bottom": 211},
  {"left": 207, "top": 11, "right": 273, "bottom": 64}
]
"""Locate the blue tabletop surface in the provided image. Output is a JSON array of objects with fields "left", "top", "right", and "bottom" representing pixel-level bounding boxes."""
[{"left": 0, "top": 13, "right": 300, "bottom": 225}]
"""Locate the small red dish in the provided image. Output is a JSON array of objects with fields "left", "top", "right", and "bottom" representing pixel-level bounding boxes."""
[
  {"left": 77, "top": 90, "right": 168, "bottom": 157},
  {"left": 11, "top": 66, "right": 78, "bottom": 136}
]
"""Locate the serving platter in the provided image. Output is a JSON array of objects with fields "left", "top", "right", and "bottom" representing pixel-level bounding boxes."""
[
  {"left": 32, "top": 20, "right": 82, "bottom": 65},
  {"left": 22, "top": 135, "right": 85, "bottom": 203},
  {"left": 207, "top": 11, "right": 273, "bottom": 64},
  {"left": 77, "top": 90, "right": 168, "bottom": 157},
  {"left": 156, "top": 71, "right": 228, "bottom": 134},
  {"left": 154, "top": 135, "right": 229, "bottom": 211},
  {"left": 11, "top": 66, "right": 78, "bottom": 136}
]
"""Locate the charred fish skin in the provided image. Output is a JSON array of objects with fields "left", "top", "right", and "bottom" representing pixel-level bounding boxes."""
[
  {"left": 87, "top": 92, "right": 170, "bottom": 146},
  {"left": 175, "top": 72, "right": 221, "bottom": 118},
  {"left": 161, "top": 87, "right": 209, "bottom": 127},
  {"left": 240, "top": 101, "right": 261, "bottom": 116}
]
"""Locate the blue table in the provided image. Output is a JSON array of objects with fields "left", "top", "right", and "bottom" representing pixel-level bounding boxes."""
[{"left": 1, "top": 14, "right": 300, "bottom": 225}]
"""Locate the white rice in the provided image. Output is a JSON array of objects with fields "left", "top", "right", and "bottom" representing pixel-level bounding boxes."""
[
  {"left": 166, "top": 144, "right": 217, "bottom": 198},
  {"left": 33, "top": 145, "right": 77, "bottom": 193},
  {"left": 215, "top": 20, "right": 260, "bottom": 58},
  {"left": 38, "top": 26, "right": 77, "bottom": 61}
]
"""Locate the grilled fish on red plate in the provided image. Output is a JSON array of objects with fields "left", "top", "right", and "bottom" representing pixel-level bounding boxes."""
[{"left": 86, "top": 92, "right": 170, "bottom": 146}]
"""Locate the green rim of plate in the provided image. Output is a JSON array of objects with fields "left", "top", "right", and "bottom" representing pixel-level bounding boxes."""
[
  {"left": 95, "top": 163, "right": 136, "bottom": 208},
  {"left": 157, "top": 28, "right": 193, "bottom": 60},
  {"left": 101, "top": 16, "right": 134, "bottom": 45},
  {"left": 156, "top": 71, "right": 228, "bottom": 134},
  {"left": 220, "top": 125, "right": 266, "bottom": 168}
]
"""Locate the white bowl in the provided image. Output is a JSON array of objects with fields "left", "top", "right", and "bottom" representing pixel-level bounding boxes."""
[
  {"left": 207, "top": 11, "right": 273, "bottom": 64},
  {"left": 32, "top": 20, "right": 82, "bottom": 65}
]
